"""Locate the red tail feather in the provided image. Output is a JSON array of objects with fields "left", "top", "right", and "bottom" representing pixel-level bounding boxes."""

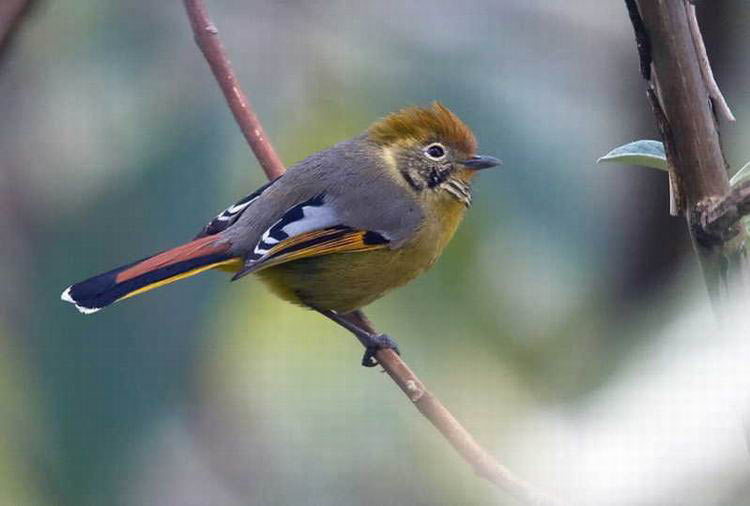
[{"left": 115, "top": 236, "right": 231, "bottom": 282}]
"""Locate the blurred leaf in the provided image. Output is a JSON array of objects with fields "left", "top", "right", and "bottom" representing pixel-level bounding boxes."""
[
  {"left": 730, "top": 161, "right": 750, "bottom": 187},
  {"left": 598, "top": 140, "right": 667, "bottom": 171}
]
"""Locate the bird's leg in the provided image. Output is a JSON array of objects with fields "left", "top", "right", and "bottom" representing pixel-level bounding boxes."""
[
  {"left": 316, "top": 309, "right": 401, "bottom": 367},
  {"left": 359, "top": 333, "right": 400, "bottom": 368}
]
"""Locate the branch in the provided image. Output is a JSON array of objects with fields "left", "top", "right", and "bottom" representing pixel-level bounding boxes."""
[
  {"left": 685, "top": 3, "right": 735, "bottom": 123},
  {"left": 624, "top": 0, "right": 651, "bottom": 80},
  {"left": 629, "top": 0, "right": 737, "bottom": 305},
  {"left": 182, "top": 1, "right": 562, "bottom": 504},
  {"left": 183, "top": 0, "right": 284, "bottom": 180},
  {"left": 634, "top": 0, "right": 729, "bottom": 207},
  {"left": 345, "top": 311, "right": 560, "bottom": 505},
  {"left": 646, "top": 85, "right": 685, "bottom": 215},
  {"left": 697, "top": 180, "right": 750, "bottom": 245}
]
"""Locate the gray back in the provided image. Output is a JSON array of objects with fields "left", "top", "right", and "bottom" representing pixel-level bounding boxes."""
[{"left": 222, "top": 136, "right": 424, "bottom": 257}]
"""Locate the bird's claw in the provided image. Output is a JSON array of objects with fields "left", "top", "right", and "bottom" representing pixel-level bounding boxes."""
[{"left": 361, "top": 333, "right": 401, "bottom": 367}]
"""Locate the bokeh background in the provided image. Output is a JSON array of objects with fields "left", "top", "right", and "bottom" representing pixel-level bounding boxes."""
[{"left": 1, "top": 1, "right": 749, "bottom": 505}]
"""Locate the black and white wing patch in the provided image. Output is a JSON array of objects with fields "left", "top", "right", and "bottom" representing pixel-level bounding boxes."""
[
  {"left": 231, "top": 193, "right": 389, "bottom": 280},
  {"left": 196, "top": 177, "right": 280, "bottom": 238},
  {"left": 247, "top": 193, "right": 333, "bottom": 261}
]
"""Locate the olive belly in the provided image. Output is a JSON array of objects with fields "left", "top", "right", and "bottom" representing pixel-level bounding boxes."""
[{"left": 255, "top": 246, "right": 437, "bottom": 314}]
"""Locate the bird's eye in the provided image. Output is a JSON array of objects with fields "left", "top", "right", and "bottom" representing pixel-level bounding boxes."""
[{"left": 424, "top": 143, "right": 446, "bottom": 160}]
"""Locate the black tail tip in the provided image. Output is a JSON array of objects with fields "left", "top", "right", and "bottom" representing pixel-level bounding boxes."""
[{"left": 61, "top": 286, "right": 102, "bottom": 315}]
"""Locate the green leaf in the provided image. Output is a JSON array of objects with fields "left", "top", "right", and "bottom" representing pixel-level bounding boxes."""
[
  {"left": 598, "top": 140, "right": 667, "bottom": 171},
  {"left": 729, "top": 161, "right": 750, "bottom": 187}
]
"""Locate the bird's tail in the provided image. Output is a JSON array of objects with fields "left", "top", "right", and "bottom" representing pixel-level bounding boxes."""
[{"left": 61, "top": 235, "right": 242, "bottom": 314}]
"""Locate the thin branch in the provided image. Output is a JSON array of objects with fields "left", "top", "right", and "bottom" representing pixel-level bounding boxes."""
[
  {"left": 182, "top": 1, "right": 562, "bottom": 504},
  {"left": 183, "top": 0, "right": 284, "bottom": 180},
  {"left": 346, "top": 310, "right": 561, "bottom": 505}
]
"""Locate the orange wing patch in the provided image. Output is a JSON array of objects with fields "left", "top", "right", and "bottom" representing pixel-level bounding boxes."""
[
  {"left": 258, "top": 227, "right": 388, "bottom": 269},
  {"left": 232, "top": 227, "right": 389, "bottom": 280}
]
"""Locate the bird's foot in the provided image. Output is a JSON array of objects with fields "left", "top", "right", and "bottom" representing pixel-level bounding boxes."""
[{"left": 361, "top": 333, "right": 400, "bottom": 368}]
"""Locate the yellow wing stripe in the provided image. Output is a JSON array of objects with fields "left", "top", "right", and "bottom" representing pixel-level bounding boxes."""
[
  {"left": 254, "top": 229, "right": 386, "bottom": 272},
  {"left": 117, "top": 258, "right": 243, "bottom": 302}
]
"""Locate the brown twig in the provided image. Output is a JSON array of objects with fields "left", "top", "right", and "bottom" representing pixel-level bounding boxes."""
[
  {"left": 181, "top": 1, "right": 561, "bottom": 504},
  {"left": 698, "top": 179, "right": 750, "bottom": 244},
  {"left": 346, "top": 310, "right": 560, "bottom": 505},
  {"left": 631, "top": 2, "right": 746, "bottom": 251},
  {"left": 631, "top": 0, "right": 739, "bottom": 308},
  {"left": 634, "top": 0, "right": 730, "bottom": 206},
  {"left": 183, "top": 0, "right": 284, "bottom": 180},
  {"left": 624, "top": 0, "right": 651, "bottom": 80}
]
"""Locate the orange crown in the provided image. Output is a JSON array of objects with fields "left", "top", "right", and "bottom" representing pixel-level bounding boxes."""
[{"left": 368, "top": 102, "right": 477, "bottom": 155}]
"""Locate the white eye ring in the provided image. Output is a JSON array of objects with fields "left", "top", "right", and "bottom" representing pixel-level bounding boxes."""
[{"left": 424, "top": 142, "right": 447, "bottom": 161}]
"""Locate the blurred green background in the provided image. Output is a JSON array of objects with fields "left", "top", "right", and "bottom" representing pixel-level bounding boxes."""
[{"left": 1, "top": 1, "right": 749, "bottom": 505}]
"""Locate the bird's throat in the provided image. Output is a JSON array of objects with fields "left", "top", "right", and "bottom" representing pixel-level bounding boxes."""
[{"left": 441, "top": 178, "right": 472, "bottom": 207}]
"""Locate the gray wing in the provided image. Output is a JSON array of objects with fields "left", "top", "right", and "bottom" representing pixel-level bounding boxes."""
[{"left": 209, "top": 137, "right": 423, "bottom": 270}]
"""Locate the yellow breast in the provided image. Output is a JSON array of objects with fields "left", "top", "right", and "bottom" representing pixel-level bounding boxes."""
[{"left": 256, "top": 197, "right": 467, "bottom": 313}]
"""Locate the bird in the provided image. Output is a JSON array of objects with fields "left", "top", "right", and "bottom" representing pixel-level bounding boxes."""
[{"left": 61, "top": 102, "right": 500, "bottom": 365}]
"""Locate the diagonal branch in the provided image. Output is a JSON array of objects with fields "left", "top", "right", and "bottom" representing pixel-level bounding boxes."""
[
  {"left": 183, "top": 0, "right": 284, "bottom": 180},
  {"left": 181, "top": 1, "right": 562, "bottom": 504},
  {"left": 343, "top": 310, "right": 560, "bottom": 505}
]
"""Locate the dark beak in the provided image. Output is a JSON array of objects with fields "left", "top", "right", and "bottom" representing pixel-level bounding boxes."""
[{"left": 461, "top": 155, "right": 501, "bottom": 170}]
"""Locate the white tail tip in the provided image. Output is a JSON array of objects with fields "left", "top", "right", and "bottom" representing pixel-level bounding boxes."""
[{"left": 61, "top": 287, "right": 101, "bottom": 314}]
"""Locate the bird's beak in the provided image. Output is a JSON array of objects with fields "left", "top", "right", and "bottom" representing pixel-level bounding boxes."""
[{"left": 461, "top": 155, "right": 502, "bottom": 170}]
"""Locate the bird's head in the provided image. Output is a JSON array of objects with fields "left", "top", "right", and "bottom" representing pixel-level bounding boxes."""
[{"left": 367, "top": 102, "right": 499, "bottom": 207}]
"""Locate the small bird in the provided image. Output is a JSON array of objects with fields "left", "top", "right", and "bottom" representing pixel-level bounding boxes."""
[{"left": 61, "top": 102, "right": 499, "bottom": 365}]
